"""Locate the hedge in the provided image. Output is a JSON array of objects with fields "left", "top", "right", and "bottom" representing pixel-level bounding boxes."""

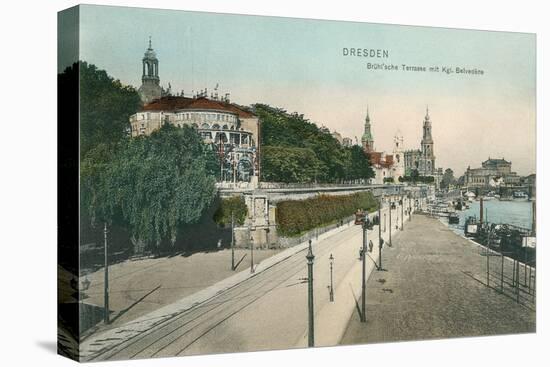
[
  {"left": 213, "top": 196, "right": 248, "bottom": 227},
  {"left": 399, "top": 175, "right": 435, "bottom": 183},
  {"left": 276, "top": 192, "right": 378, "bottom": 237}
]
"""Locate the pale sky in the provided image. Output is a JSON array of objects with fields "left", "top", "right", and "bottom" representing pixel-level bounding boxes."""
[{"left": 65, "top": 4, "right": 536, "bottom": 176}]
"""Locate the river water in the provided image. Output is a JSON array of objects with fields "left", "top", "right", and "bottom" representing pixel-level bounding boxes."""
[{"left": 456, "top": 200, "right": 535, "bottom": 230}]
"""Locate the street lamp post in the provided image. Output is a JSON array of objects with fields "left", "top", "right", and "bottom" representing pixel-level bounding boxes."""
[
  {"left": 329, "top": 253, "right": 334, "bottom": 302},
  {"left": 306, "top": 239, "right": 315, "bottom": 347},
  {"left": 400, "top": 195, "right": 405, "bottom": 230},
  {"left": 378, "top": 199, "right": 383, "bottom": 270},
  {"left": 361, "top": 220, "right": 368, "bottom": 323},
  {"left": 249, "top": 224, "right": 255, "bottom": 274},
  {"left": 389, "top": 200, "right": 392, "bottom": 247},
  {"left": 103, "top": 222, "right": 110, "bottom": 324},
  {"left": 231, "top": 212, "right": 235, "bottom": 271},
  {"left": 218, "top": 141, "right": 225, "bottom": 182},
  {"left": 409, "top": 193, "right": 412, "bottom": 221}
]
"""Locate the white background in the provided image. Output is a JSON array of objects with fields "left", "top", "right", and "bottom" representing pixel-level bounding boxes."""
[{"left": 0, "top": 0, "right": 547, "bottom": 366}]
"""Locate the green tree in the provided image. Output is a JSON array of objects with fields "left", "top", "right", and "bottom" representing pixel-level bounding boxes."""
[
  {"left": 440, "top": 168, "right": 456, "bottom": 189},
  {"left": 213, "top": 196, "right": 248, "bottom": 227},
  {"left": 254, "top": 104, "right": 373, "bottom": 183},
  {"left": 85, "top": 125, "right": 217, "bottom": 247},
  {"left": 60, "top": 61, "right": 142, "bottom": 157},
  {"left": 346, "top": 145, "right": 374, "bottom": 180},
  {"left": 261, "top": 146, "right": 322, "bottom": 183},
  {"left": 410, "top": 168, "right": 420, "bottom": 183}
]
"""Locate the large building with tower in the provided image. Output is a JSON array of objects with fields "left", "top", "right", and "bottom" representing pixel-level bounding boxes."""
[
  {"left": 463, "top": 158, "right": 520, "bottom": 189},
  {"left": 404, "top": 107, "right": 437, "bottom": 177},
  {"left": 130, "top": 40, "right": 260, "bottom": 187},
  {"left": 362, "top": 107, "right": 438, "bottom": 184},
  {"left": 360, "top": 109, "right": 405, "bottom": 184}
]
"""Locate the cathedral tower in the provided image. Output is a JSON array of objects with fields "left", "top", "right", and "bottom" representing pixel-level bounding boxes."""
[
  {"left": 138, "top": 37, "right": 162, "bottom": 104},
  {"left": 361, "top": 107, "right": 375, "bottom": 153},
  {"left": 420, "top": 106, "right": 435, "bottom": 175}
]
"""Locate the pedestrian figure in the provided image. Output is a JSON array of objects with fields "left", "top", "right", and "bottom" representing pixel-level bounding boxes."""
[
  {"left": 368, "top": 240, "right": 374, "bottom": 253},
  {"left": 217, "top": 239, "right": 222, "bottom": 249}
]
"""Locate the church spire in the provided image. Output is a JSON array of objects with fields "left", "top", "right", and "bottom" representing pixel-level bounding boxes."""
[
  {"left": 366, "top": 105, "right": 370, "bottom": 122},
  {"left": 362, "top": 106, "right": 374, "bottom": 153},
  {"left": 148, "top": 36, "right": 152, "bottom": 49}
]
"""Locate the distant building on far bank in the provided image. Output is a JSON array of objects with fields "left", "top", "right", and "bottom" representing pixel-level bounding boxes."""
[{"left": 463, "top": 158, "right": 521, "bottom": 189}]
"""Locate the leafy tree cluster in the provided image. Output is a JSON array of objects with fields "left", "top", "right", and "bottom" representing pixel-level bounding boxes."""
[
  {"left": 261, "top": 146, "right": 321, "bottom": 183},
  {"left": 276, "top": 192, "right": 378, "bottom": 237},
  {"left": 254, "top": 104, "right": 374, "bottom": 183},
  {"left": 213, "top": 196, "right": 248, "bottom": 227},
  {"left": 439, "top": 168, "right": 457, "bottom": 189},
  {"left": 75, "top": 61, "right": 142, "bottom": 157},
  {"left": 83, "top": 125, "right": 218, "bottom": 247},
  {"left": 71, "top": 62, "right": 219, "bottom": 251}
]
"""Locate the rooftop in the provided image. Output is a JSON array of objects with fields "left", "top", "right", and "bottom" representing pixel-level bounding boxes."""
[{"left": 141, "top": 96, "right": 256, "bottom": 118}]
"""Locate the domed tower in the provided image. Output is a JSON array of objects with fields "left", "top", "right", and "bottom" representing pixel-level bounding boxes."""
[
  {"left": 361, "top": 107, "right": 375, "bottom": 153},
  {"left": 138, "top": 37, "right": 162, "bottom": 104},
  {"left": 420, "top": 106, "right": 435, "bottom": 175}
]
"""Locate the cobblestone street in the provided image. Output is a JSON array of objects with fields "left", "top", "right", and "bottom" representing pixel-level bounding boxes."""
[{"left": 341, "top": 215, "right": 536, "bottom": 345}]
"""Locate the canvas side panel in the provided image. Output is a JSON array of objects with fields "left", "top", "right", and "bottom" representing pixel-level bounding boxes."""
[{"left": 57, "top": 5, "right": 80, "bottom": 362}]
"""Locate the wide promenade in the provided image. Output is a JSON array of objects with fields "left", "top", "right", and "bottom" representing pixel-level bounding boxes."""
[{"left": 341, "top": 215, "right": 536, "bottom": 345}]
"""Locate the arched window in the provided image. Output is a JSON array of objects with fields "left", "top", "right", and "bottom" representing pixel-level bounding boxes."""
[
  {"left": 212, "top": 123, "right": 220, "bottom": 130},
  {"left": 201, "top": 123, "right": 210, "bottom": 129},
  {"left": 222, "top": 125, "right": 228, "bottom": 130}
]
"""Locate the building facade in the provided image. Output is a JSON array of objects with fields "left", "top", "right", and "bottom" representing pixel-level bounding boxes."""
[
  {"left": 360, "top": 109, "right": 405, "bottom": 184},
  {"left": 342, "top": 137, "right": 353, "bottom": 147},
  {"left": 463, "top": 158, "right": 520, "bottom": 189},
  {"left": 404, "top": 107, "right": 436, "bottom": 177},
  {"left": 331, "top": 131, "right": 343, "bottom": 145},
  {"left": 130, "top": 96, "right": 260, "bottom": 186}
]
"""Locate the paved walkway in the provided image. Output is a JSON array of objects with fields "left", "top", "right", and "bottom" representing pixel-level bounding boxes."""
[{"left": 340, "top": 215, "right": 536, "bottom": 345}]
